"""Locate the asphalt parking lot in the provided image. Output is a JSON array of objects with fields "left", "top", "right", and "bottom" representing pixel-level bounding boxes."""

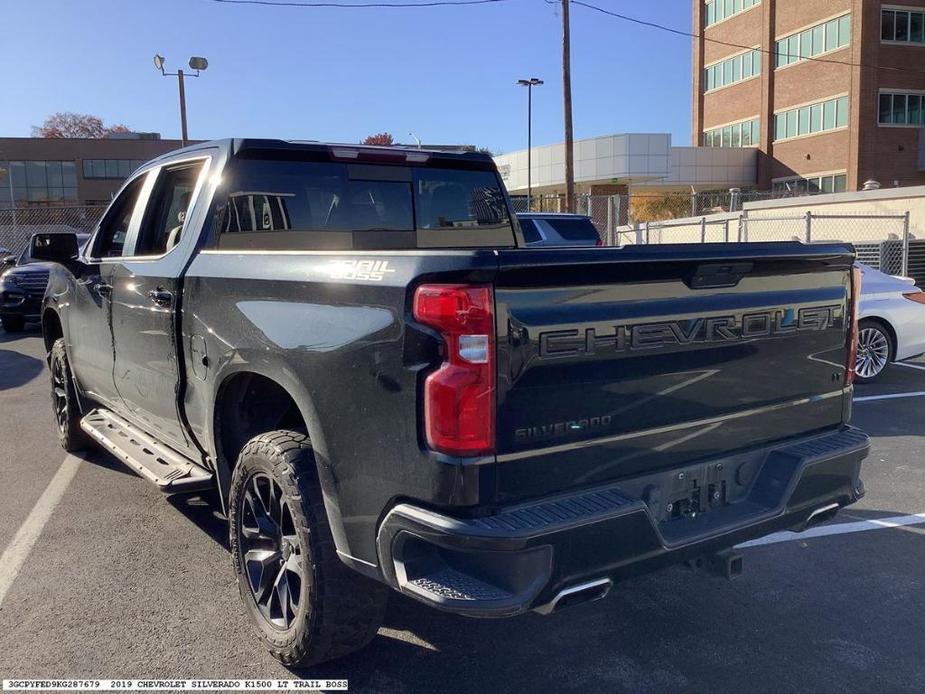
[{"left": 1, "top": 325, "right": 924, "bottom": 693}]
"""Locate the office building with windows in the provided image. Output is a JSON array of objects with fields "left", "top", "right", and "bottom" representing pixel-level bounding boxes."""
[
  {"left": 693, "top": 0, "right": 925, "bottom": 192},
  {"left": 0, "top": 134, "right": 187, "bottom": 207}
]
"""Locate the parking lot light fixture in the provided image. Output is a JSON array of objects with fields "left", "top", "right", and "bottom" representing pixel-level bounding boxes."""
[
  {"left": 517, "top": 77, "right": 543, "bottom": 209},
  {"left": 154, "top": 54, "right": 209, "bottom": 147}
]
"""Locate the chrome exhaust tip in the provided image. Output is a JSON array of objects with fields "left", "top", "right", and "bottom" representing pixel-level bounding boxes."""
[
  {"left": 534, "top": 578, "right": 612, "bottom": 616},
  {"left": 804, "top": 502, "right": 840, "bottom": 529}
]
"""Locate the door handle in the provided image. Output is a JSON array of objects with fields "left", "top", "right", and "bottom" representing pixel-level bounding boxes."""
[
  {"left": 147, "top": 288, "right": 173, "bottom": 307},
  {"left": 93, "top": 282, "right": 112, "bottom": 297}
]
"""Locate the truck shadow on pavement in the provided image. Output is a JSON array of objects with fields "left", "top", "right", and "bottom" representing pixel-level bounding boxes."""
[
  {"left": 286, "top": 506, "right": 925, "bottom": 694},
  {"left": 0, "top": 348, "right": 44, "bottom": 390}
]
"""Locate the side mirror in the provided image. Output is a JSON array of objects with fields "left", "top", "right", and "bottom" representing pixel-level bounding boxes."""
[{"left": 30, "top": 233, "right": 79, "bottom": 263}]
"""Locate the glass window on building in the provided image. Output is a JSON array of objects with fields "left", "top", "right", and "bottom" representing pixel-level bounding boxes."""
[
  {"left": 836, "top": 96, "right": 849, "bottom": 127},
  {"left": 882, "top": 9, "right": 895, "bottom": 40},
  {"left": 83, "top": 158, "right": 147, "bottom": 180},
  {"left": 896, "top": 11, "right": 910, "bottom": 41},
  {"left": 882, "top": 8, "right": 925, "bottom": 43},
  {"left": 774, "top": 96, "right": 847, "bottom": 142},
  {"left": 0, "top": 160, "right": 79, "bottom": 206},
  {"left": 912, "top": 12, "right": 925, "bottom": 42},
  {"left": 777, "top": 14, "right": 850, "bottom": 70},
  {"left": 879, "top": 92, "right": 925, "bottom": 125},
  {"left": 893, "top": 94, "right": 908, "bottom": 124},
  {"left": 773, "top": 173, "right": 847, "bottom": 196}
]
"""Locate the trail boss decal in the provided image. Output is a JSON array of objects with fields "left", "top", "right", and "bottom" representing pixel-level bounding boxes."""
[
  {"left": 538, "top": 304, "right": 842, "bottom": 358},
  {"left": 328, "top": 259, "right": 396, "bottom": 282}
]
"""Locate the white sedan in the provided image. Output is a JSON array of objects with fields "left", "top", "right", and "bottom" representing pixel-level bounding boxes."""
[{"left": 855, "top": 263, "right": 925, "bottom": 382}]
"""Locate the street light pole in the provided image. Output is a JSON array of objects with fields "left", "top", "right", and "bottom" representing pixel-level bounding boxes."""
[
  {"left": 177, "top": 69, "right": 188, "bottom": 145},
  {"left": 517, "top": 77, "right": 543, "bottom": 210},
  {"left": 154, "top": 55, "right": 208, "bottom": 147}
]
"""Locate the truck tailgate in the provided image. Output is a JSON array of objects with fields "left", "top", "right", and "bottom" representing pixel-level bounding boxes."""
[{"left": 493, "top": 243, "right": 855, "bottom": 503}]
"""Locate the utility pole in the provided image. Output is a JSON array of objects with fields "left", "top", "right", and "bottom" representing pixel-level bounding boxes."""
[{"left": 561, "top": 0, "right": 575, "bottom": 213}]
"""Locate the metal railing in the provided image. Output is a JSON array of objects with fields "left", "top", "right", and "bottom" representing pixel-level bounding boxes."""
[
  {"left": 0, "top": 205, "right": 107, "bottom": 256},
  {"left": 615, "top": 211, "right": 913, "bottom": 276}
]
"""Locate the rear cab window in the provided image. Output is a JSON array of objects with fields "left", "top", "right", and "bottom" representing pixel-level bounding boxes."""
[{"left": 213, "top": 149, "right": 515, "bottom": 251}]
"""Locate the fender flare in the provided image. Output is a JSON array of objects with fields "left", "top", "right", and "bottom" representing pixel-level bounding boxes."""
[{"left": 208, "top": 352, "right": 353, "bottom": 559}]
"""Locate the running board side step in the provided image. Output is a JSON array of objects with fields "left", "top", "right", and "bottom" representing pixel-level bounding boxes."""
[{"left": 80, "top": 409, "right": 214, "bottom": 493}]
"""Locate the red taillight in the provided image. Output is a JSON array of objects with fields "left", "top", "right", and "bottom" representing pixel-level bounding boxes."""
[
  {"left": 846, "top": 265, "right": 862, "bottom": 385},
  {"left": 595, "top": 237, "right": 604, "bottom": 247},
  {"left": 413, "top": 284, "right": 495, "bottom": 456},
  {"left": 903, "top": 291, "right": 925, "bottom": 305}
]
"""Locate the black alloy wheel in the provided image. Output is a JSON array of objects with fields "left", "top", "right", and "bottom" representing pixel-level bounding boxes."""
[{"left": 238, "top": 472, "right": 304, "bottom": 630}]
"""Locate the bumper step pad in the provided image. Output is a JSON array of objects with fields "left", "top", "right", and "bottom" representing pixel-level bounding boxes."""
[{"left": 80, "top": 408, "right": 214, "bottom": 493}]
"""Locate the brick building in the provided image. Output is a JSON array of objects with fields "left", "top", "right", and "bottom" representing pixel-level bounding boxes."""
[
  {"left": 0, "top": 134, "right": 188, "bottom": 207},
  {"left": 692, "top": 0, "right": 925, "bottom": 193}
]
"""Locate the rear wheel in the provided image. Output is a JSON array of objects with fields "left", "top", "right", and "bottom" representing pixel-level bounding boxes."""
[
  {"left": 855, "top": 319, "right": 894, "bottom": 383},
  {"left": 228, "top": 430, "right": 388, "bottom": 667},
  {"left": 1, "top": 314, "right": 25, "bottom": 332},
  {"left": 49, "top": 338, "right": 88, "bottom": 451}
]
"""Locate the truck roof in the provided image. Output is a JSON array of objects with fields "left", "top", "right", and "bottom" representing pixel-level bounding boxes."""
[{"left": 145, "top": 138, "right": 495, "bottom": 168}]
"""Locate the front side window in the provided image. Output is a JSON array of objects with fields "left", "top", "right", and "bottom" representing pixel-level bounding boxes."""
[{"left": 93, "top": 176, "right": 146, "bottom": 258}]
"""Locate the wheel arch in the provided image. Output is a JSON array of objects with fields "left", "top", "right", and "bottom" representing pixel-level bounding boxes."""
[
  {"left": 209, "top": 359, "right": 350, "bottom": 556},
  {"left": 41, "top": 307, "right": 64, "bottom": 363}
]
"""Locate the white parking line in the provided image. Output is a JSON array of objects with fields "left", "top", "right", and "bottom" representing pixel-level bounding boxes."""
[
  {"left": 854, "top": 390, "right": 925, "bottom": 402},
  {"left": 893, "top": 361, "right": 925, "bottom": 372},
  {"left": 737, "top": 512, "right": 925, "bottom": 549},
  {"left": 0, "top": 455, "right": 81, "bottom": 608}
]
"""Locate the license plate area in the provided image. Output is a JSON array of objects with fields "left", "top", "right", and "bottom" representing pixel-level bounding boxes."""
[{"left": 642, "top": 460, "right": 745, "bottom": 525}]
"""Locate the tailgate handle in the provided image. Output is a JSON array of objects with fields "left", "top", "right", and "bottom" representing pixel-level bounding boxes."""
[{"left": 688, "top": 262, "right": 754, "bottom": 289}]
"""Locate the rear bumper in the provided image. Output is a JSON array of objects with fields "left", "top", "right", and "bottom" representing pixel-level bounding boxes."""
[{"left": 376, "top": 426, "right": 869, "bottom": 617}]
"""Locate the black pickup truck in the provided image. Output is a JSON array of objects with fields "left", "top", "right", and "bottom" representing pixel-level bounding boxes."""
[{"left": 34, "top": 139, "right": 869, "bottom": 666}]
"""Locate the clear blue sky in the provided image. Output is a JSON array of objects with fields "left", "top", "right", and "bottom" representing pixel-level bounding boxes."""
[{"left": 1, "top": 0, "right": 693, "bottom": 153}]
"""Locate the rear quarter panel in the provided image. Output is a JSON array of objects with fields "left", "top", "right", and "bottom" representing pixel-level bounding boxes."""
[{"left": 181, "top": 248, "right": 499, "bottom": 563}]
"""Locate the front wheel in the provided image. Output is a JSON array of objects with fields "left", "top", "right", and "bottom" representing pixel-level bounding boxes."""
[
  {"left": 49, "top": 338, "right": 88, "bottom": 451},
  {"left": 855, "top": 319, "right": 894, "bottom": 383},
  {"left": 228, "top": 430, "right": 388, "bottom": 667}
]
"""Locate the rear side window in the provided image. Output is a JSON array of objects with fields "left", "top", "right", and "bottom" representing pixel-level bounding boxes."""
[
  {"left": 135, "top": 162, "right": 204, "bottom": 256},
  {"left": 214, "top": 158, "right": 513, "bottom": 250},
  {"left": 545, "top": 217, "right": 600, "bottom": 241}
]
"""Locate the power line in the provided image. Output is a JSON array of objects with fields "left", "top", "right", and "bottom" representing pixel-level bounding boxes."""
[
  {"left": 566, "top": 0, "right": 925, "bottom": 76},
  {"left": 209, "top": 0, "right": 506, "bottom": 7}
]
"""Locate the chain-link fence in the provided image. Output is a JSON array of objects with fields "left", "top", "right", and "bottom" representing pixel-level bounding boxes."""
[
  {"left": 616, "top": 212, "right": 914, "bottom": 277},
  {"left": 0, "top": 206, "right": 106, "bottom": 256},
  {"left": 510, "top": 194, "right": 625, "bottom": 242}
]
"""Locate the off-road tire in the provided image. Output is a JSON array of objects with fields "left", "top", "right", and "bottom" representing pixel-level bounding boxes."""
[
  {"left": 49, "top": 338, "right": 88, "bottom": 452},
  {"left": 1, "top": 314, "right": 25, "bottom": 332},
  {"left": 228, "top": 430, "right": 388, "bottom": 667}
]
